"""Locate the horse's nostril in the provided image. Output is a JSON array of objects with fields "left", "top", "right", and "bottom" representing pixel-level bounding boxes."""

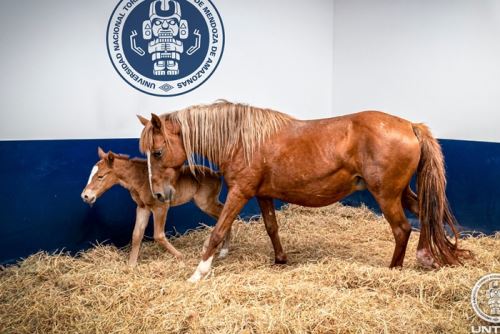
[{"left": 84, "top": 194, "right": 89, "bottom": 199}]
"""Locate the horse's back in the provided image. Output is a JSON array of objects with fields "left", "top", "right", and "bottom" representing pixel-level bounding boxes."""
[
  {"left": 251, "top": 110, "right": 421, "bottom": 204},
  {"left": 268, "top": 110, "right": 419, "bottom": 165}
]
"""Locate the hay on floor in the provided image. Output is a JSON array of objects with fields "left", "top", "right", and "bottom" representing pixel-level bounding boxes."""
[{"left": 0, "top": 203, "right": 499, "bottom": 334}]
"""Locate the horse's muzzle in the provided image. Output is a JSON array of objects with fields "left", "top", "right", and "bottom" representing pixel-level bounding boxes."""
[
  {"left": 81, "top": 192, "right": 96, "bottom": 206},
  {"left": 154, "top": 186, "right": 175, "bottom": 203}
]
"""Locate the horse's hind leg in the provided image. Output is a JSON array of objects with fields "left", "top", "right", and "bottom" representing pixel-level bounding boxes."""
[
  {"left": 194, "top": 182, "right": 232, "bottom": 258},
  {"left": 374, "top": 193, "right": 412, "bottom": 268},
  {"left": 402, "top": 186, "right": 436, "bottom": 268},
  {"left": 257, "top": 197, "right": 287, "bottom": 264}
]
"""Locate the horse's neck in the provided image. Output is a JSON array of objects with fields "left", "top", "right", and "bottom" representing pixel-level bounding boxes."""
[{"left": 114, "top": 160, "right": 147, "bottom": 193}]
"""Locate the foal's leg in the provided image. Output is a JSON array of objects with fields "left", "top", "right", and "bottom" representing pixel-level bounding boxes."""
[
  {"left": 374, "top": 193, "right": 412, "bottom": 268},
  {"left": 152, "top": 205, "right": 183, "bottom": 259},
  {"left": 257, "top": 197, "right": 287, "bottom": 264},
  {"left": 193, "top": 184, "right": 231, "bottom": 259},
  {"left": 128, "top": 206, "right": 151, "bottom": 266},
  {"left": 188, "top": 189, "right": 248, "bottom": 282},
  {"left": 402, "top": 186, "right": 436, "bottom": 268}
]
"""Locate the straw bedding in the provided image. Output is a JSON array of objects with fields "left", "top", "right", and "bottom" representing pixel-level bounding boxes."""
[{"left": 1, "top": 203, "right": 498, "bottom": 334}]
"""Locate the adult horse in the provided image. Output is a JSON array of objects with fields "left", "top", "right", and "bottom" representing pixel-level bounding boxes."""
[{"left": 138, "top": 100, "right": 467, "bottom": 282}]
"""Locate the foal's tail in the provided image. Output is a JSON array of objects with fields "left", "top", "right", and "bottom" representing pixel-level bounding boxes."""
[{"left": 412, "top": 123, "right": 470, "bottom": 266}]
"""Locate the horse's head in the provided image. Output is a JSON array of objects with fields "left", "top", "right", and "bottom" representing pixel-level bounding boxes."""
[
  {"left": 138, "top": 114, "right": 186, "bottom": 202},
  {"left": 81, "top": 147, "right": 120, "bottom": 206}
]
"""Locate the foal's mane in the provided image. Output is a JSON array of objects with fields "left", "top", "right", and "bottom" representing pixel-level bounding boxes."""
[
  {"left": 139, "top": 100, "right": 294, "bottom": 172},
  {"left": 112, "top": 153, "right": 131, "bottom": 160},
  {"left": 104, "top": 153, "right": 144, "bottom": 164}
]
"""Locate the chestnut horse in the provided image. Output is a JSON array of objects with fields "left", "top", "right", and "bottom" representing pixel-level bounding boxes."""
[
  {"left": 138, "top": 101, "right": 467, "bottom": 282},
  {"left": 81, "top": 147, "right": 231, "bottom": 266}
]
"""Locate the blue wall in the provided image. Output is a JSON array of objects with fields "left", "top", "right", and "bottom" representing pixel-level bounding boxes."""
[
  {"left": 0, "top": 139, "right": 264, "bottom": 265},
  {"left": 0, "top": 138, "right": 499, "bottom": 264}
]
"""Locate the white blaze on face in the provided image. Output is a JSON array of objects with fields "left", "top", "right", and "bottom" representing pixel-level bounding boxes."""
[
  {"left": 87, "top": 165, "right": 99, "bottom": 185},
  {"left": 146, "top": 151, "right": 153, "bottom": 192}
]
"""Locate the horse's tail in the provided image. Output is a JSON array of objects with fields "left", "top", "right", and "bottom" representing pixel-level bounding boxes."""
[{"left": 412, "top": 123, "right": 469, "bottom": 266}]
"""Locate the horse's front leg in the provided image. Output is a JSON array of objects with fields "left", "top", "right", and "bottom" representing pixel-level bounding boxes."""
[
  {"left": 195, "top": 197, "right": 231, "bottom": 259},
  {"left": 202, "top": 225, "right": 232, "bottom": 258},
  {"left": 188, "top": 189, "right": 248, "bottom": 282}
]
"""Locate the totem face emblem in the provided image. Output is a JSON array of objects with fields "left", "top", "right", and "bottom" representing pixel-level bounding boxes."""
[
  {"left": 143, "top": 1, "right": 186, "bottom": 76},
  {"left": 471, "top": 273, "right": 500, "bottom": 324},
  {"left": 107, "top": 0, "right": 225, "bottom": 97},
  {"left": 487, "top": 281, "right": 500, "bottom": 316},
  {"left": 152, "top": 18, "right": 179, "bottom": 36}
]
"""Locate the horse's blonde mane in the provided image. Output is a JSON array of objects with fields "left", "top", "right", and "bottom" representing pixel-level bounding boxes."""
[{"left": 140, "top": 100, "right": 294, "bottom": 172}]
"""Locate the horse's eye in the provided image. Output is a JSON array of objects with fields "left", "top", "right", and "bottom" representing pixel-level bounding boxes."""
[
  {"left": 153, "top": 150, "right": 163, "bottom": 158},
  {"left": 98, "top": 175, "right": 105, "bottom": 180}
]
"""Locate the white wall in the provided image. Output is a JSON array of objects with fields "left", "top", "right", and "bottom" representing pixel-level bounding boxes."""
[
  {"left": 0, "top": 0, "right": 334, "bottom": 140},
  {"left": 333, "top": 0, "right": 500, "bottom": 142},
  {"left": 2, "top": 1, "right": 499, "bottom": 142}
]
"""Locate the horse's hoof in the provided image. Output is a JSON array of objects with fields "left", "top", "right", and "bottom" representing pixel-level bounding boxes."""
[
  {"left": 187, "top": 266, "right": 211, "bottom": 283},
  {"left": 187, "top": 273, "right": 202, "bottom": 283},
  {"left": 416, "top": 249, "right": 437, "bottom": 269},
  {"left": 274, "top": 256, "right": 288, "bottom": 265},
  {"left": 389, "top": 265, "right": 403, "bottom": 270}
]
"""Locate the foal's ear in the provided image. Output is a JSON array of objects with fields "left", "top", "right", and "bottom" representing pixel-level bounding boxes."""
[
  {"left": 137, "top": 114, "right": 149, "bottom": 126},
  {"left": 106, "top": 151, "right": 115, "bottom": 167},
  {"left": 151, "top": 113, "right": 162, "bottom": 129},
  {"left": 97, "top": 147, "right": 106, "bottom": 159}
]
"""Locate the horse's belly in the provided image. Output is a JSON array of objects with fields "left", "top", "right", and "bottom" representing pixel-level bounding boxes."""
[
  {"left": 257, "top": 171, "right": 357, "bottom": 207},
  {"left": 278, "top": 190, "right": 352, "bottom": 207}
]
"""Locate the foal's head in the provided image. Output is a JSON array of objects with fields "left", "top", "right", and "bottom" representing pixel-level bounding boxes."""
[
  {"left": 81, "top": 147, "right": 121, "bottom": 205},
  {"left": 138, "top": 114, "right": 186, "bottom": 202}
]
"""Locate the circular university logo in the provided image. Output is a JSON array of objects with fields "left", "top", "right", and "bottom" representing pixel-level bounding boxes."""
[
  {"left": 471, "top": 273, "right": 500, "bottom": 323},
  {"left": 107, "top": 0, "right": 225, "bottom": 96}
]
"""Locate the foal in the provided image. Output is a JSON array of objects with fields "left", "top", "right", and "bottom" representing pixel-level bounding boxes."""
[{"left": 81, "top": 147, "right": 230, "bottom": 266}]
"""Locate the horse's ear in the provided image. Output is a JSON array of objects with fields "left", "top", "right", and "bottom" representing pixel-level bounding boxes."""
[
  {"left": 137, "top": 114, "right": 149, "bottom": 126},
  {"left": 107, "top": 151, "right": 115, "bottom": 167},
  {"left": 97, "top": 147, "right": 106, "bottom": 159},
  {"left": 151, "top": 113, "right": 162, "bottom": 129}
]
